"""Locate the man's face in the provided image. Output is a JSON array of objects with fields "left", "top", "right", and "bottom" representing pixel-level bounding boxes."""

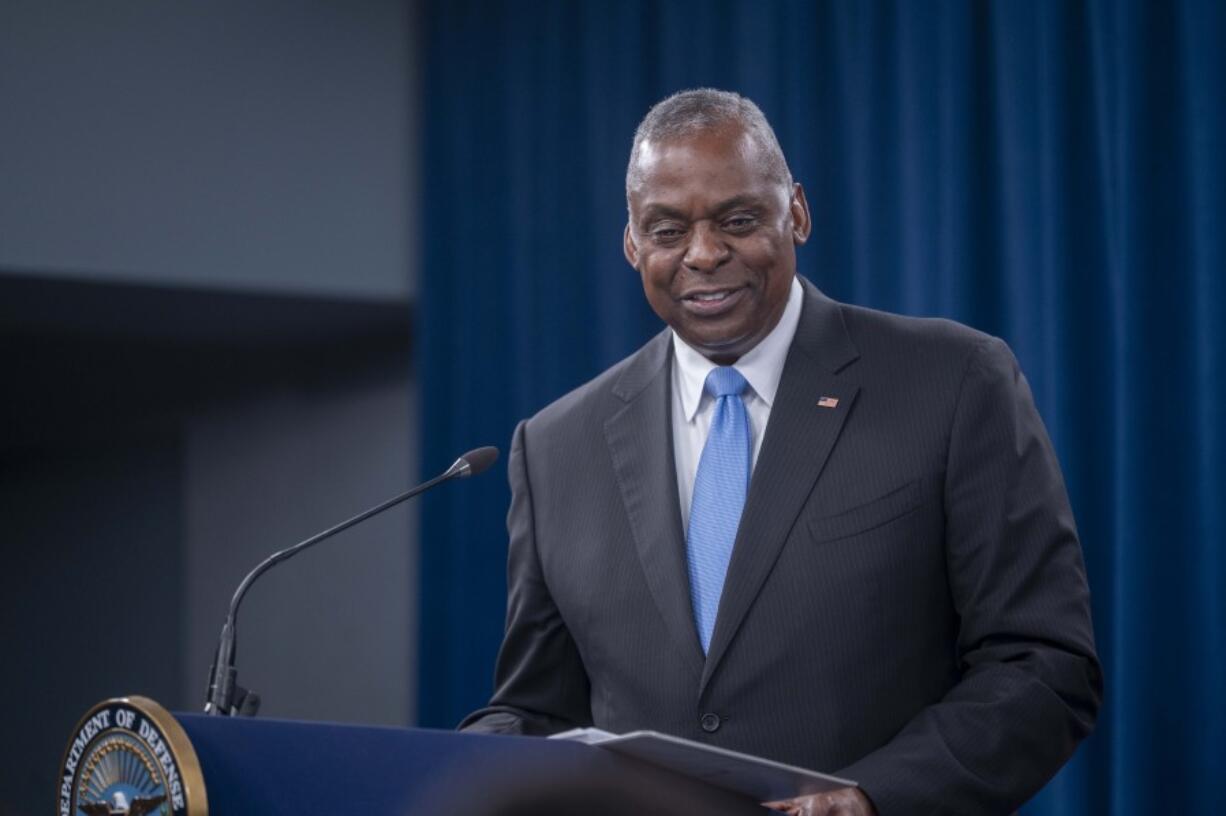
[{"left": 624, "top": 125, "right": 811, "bottom": 364}]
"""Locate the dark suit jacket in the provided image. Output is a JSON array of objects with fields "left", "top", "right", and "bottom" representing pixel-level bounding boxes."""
[{"left": 462, "top": 279, "right": 1102, "bottom": 815}]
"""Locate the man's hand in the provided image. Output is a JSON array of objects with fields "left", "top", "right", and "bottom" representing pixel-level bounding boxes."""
[{"left": 763, "top": 786, "right": 876, "bottom": 816}]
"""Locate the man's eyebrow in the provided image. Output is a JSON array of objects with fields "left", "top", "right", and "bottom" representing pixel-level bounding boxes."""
[
  {"left": 637, "top": 195, "right": 766, "bottom": 224},
  {"left": 711, "top": 194, "right": 765, "bottom": 213},
  {"left": 637, "top": 203, "right": 687, "bottom": 222}
]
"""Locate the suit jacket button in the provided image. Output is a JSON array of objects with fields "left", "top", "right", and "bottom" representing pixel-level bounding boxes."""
[{"left": 700, "top": 713, "right": 721, "bottom": 733}]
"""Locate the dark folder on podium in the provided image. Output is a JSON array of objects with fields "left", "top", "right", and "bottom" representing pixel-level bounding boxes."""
[{"left": 551, "top": 727, "right": 856, "bottom": 802}]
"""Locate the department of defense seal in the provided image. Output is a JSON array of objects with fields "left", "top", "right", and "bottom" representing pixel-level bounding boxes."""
[{"left": 58, "top": 696, "right": 207, "bottom": 816}]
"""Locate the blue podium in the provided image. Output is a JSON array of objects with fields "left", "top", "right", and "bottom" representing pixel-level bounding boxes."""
[{"left": 174, "top": 713, "right": 766, "bottom": 815}]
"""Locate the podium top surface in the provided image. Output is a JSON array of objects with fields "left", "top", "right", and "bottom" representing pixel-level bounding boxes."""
[{"left": 174, "top": 713, "right": 763, "bottom": 815}]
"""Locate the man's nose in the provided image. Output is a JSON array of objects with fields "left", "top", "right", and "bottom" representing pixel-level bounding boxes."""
[{"left": 683, "top": 222, "right": 730, "bottom": 272}]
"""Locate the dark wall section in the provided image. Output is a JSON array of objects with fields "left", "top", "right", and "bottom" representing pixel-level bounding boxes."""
[
  {"left": 0, "top": 437, "right": 183, "bottom": 791},
  {"left": 1, "top": 281, "right": 415, "bottom": 815},
  {"left": 182, "top": 332, "right": 416, "bottom": 727}
]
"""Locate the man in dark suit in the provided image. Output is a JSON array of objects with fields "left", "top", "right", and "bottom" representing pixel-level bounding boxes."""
[{"left": 462, "top": 89, "right": 1101, "bottom": 816}]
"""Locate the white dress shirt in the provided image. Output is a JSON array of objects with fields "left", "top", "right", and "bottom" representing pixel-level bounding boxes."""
[{"left": 671, "top": 275, "right": 804, "bottom": 534}]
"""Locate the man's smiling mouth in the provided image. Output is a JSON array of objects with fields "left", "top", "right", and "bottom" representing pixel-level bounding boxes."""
[{"left": 680, "top": 286, "right": 747, "bottom": 314}]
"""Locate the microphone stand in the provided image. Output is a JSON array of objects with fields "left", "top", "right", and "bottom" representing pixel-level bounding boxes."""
[{"left": 204, "top": 447, "right": 497, "bottom": 716}]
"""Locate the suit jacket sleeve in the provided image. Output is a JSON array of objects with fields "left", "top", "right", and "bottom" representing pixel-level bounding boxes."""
[
  {"left": 839, "top": 337, "right": 1103, "bottom": 814},
  {"left": 458, "top": 419, "right": 594, "bottom": 735}
]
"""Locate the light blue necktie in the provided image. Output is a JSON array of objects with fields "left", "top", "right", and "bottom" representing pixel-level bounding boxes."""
[{"left": 687, "top": 366, "right": 751, "bottom": 654}]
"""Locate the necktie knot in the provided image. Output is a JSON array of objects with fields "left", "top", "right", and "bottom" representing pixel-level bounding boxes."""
[{"left": 704, "top": 366, "right": 749, "bottom": 399}]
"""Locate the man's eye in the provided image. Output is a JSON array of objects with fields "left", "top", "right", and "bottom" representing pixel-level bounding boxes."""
[
  {"left": 651, "top": 227, "right": 684, "bottom": 241},
  {"left": 724, "top": 216, "right": 756, "bottom": 231}
]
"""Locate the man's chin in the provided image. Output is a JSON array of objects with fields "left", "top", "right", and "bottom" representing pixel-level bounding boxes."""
[{"left": 679, "top": 330, "right": 756, "bottom": 365}]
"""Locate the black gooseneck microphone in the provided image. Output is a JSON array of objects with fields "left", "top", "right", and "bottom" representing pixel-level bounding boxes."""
[{"left": 203, "top": 446, "right": 500, "bottom": 716}]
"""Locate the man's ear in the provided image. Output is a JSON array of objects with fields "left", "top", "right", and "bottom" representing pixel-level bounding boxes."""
[
  {"left": 623, "top": 223, "right": 639, "bottom": 267},
  {"left": 790, "top": 182, "right": 812, "bottom": 245}
]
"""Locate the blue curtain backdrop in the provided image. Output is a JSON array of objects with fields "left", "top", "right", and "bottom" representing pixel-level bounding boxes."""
[{"left": 416, "top": 1, "right": 1224, "bottom": 811}]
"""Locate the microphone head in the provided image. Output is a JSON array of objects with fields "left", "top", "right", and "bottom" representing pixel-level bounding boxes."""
[{"left": 457, "top": 446, "right": 500, "bottom": 477}]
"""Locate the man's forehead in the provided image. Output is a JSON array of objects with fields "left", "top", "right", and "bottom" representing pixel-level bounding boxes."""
[
  {"left": 633, "top": 126, "right": 760, "bottom": 179},
  {"left": 633, "top": 129, "right": 781, "bottom": 195}
]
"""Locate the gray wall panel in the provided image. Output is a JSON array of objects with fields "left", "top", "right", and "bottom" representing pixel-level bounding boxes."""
[{"left": 0, "top": 0, "right": 414, "bottom": 300}]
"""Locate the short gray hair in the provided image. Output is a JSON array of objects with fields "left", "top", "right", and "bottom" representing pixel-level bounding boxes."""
[{"left": 626, "top": 88, "right": 792, "bottom": 197}]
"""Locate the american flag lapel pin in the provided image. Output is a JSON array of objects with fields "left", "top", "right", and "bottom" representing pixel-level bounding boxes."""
[{"left": 817, "top": 396, "right": 839, "bottom": 409}]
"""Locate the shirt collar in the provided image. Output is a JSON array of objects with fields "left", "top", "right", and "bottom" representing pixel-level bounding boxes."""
[{"left": 672, "top": 275, "right": 804, "bottom": 422}]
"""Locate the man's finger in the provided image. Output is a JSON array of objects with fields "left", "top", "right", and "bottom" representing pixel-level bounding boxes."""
[{"left": 761, "top": 795, "right": 826, "bottom": 815}]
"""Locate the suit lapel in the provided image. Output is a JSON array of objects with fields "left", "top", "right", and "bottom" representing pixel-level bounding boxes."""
[
  {"left": 604, "top": 330, "right": 706, "bottom": 680},
  {"left": 700, "top": 280, "right": 862, "bottom": 694}
]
